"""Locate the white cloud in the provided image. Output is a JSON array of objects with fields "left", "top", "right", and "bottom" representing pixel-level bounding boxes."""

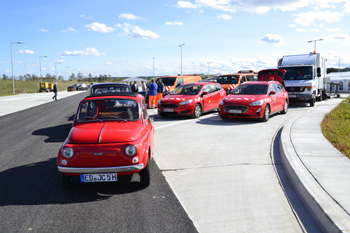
[
  {"left": 119, "top": 13, "right": 146, "bottom": 21},
  {"left": 62, "top": 48, "right": 106, "bottom": 56},
  {"left": 116, "top": 23, "right": 160, "bottom": 40},
  {"left": 327, "top": 27, "right": 341, "bottom": 33},
  {"left": 258, "top": 34, "right": 285, "bottom": 44},
  {"left": 294, "top": 11, "right": 343, "bottom": 26},
  {"left": 38, "top": 28, "right": 49, "bottom": 32},
  {"left": 165, "top": 21, "right": 184, "bottom": 26},
  {"left": 218, "top": 14, "right": 231, "bottom": 20},
  {"left": 327, "top": 34, "right": 350, "bottom": 40},
  {"left": 85, "top": 22, "right": 115, "bottom": 33},
  {"left": 80, "top": 14, "right": 95, "bottom": 20},
  {"left": 105, "top": 62, "right": 112, "bottom": 65},
  {"left": 18, "top": 49, "right": 34, "bottom": 54},
  {"left": 177, "top": 1, "right": 199, "bottom": 9},
  {"left": 61, "top": 27, "right": 77, "bottom": 32}
]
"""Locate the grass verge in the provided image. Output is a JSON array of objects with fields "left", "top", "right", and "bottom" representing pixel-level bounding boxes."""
[{"left": 321, "top": 97, "right": 350, "bottom": 159}]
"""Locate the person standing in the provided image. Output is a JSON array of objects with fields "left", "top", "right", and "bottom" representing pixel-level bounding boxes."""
[
  {"left": 156, "top": 79, "right": 164, "bottom": 103},
  {"left": 52, "top": 83, "right": 58, "bottom": 101},
  {"left": 141, "top": 80, "right": 147, "bottom": 91},
  {"left": 148, "top": 79, "right": 157, "bottom": 109},
  {"left": 131, "top": 81, "right": 139, "bottom": 93}
]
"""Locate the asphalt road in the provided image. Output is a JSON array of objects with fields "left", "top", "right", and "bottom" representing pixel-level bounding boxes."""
[{"left": 0, "top": 92, "right": 197, "bottom": 233}]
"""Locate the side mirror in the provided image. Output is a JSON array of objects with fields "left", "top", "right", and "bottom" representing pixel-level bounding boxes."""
[
  {"left": 317, "top": 67, "right": 321, "bottom": 77},
  {"left": 202, "top": 91, "right": 209, "bottom": 96},
  {"left": 148, "top": 117, "right": 154, "bottom": 124},
  {"left": 269, "top": 91, "right": 276, "bottom": 95}
]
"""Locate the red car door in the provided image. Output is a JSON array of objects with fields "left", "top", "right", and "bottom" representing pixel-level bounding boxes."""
[
  {"left": 268, "top": 83, "right": 279, "bottom": 113},
  {"left": 201, "top": 84, "right": 214, "bottom": 111}
]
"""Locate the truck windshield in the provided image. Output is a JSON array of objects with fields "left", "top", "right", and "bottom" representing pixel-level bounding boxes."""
[
  {"left": 283, "top": 66, "right": 313, "bottom": 81},
  {"left": 216, "top": 75, "right": 240, "bottom": 84},
  {"left": 159, "top": 77, "right": 176, "bottom": 86}
]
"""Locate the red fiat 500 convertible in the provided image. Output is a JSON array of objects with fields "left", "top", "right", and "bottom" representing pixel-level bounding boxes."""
[
  {"left": 157, "top": 82, "right": 226, "bottom": 118},
  {"left": 219, "top": 69, "right": 289, "bottom": 122},
  {"left": 57, "top": 92, "right": 154, "bottom": 188}
]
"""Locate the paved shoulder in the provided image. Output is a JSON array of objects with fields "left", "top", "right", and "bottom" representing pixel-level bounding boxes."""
[{"left": 280, "top": 99, "right": 350, "bottom": 232}]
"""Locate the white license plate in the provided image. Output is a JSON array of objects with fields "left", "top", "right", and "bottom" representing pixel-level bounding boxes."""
[
  {"left": 289, "top": 95, "right": 296, "bottom": 98},
  {"left": 229, "top": 109, "right": 242, "bottom": 113},
  {"left": 80, "top": 173, "right": 118, "bottom": 182},
  {"left": 163, "top": 109, "right": 174, "bottom": 112}
]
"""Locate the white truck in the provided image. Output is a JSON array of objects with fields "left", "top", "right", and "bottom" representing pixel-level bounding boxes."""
[{"left": 277, "top": 53, "right": 326, "bottom": 107}]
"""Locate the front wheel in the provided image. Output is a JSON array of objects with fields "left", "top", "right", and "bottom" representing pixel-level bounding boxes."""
[
  {"left": 309, "top": 97, "right": 315, "bottom": 107},
  {"left": 261, "top": 105, "right": 270, "bottom": 122},
  {"left": 139, "top": 159, "right": 151, "bottom": 188},
  {"left": 192, "top": 104, "right": 202, "bottom": 118}
]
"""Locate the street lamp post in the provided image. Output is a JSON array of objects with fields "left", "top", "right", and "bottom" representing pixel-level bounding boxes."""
[
  {"left": 10, "top": 42, "right": 23, "bottom": 94},
  {"left": 179, "top": 44, "right": 185, "bottom": 75},
  {"left": 334, "top": 56, "right": 340, "bottom": 72},
  {"left": 55, "top": 62, "right": 61, "bottom": 90},
  {"left": 65, "top": 66, "right": 70, "bottom": 90},
  {"left": 307, "top": 39, "right": 323, "bottom": 53},
  {"left": 39, "top": 56, "right": 48, "bottom": 83},
  {"left": 153, "top": 57, "right": 155, "bottom": 78},
  {"left": 207, "top": 62, "right": 212, "bottom": 77}
]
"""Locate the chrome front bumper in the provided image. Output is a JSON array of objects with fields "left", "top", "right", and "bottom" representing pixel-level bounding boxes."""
[{"left": 58, "top": 163, "right": 144, "bottom": 173}]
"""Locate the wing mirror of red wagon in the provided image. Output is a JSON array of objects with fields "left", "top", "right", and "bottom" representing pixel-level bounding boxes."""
[
  {"left": 202, "top": 91, "right": 209, "bottom": 96},
  {"left": 269, "top": 91, "right": 276, "bottom": 95}
]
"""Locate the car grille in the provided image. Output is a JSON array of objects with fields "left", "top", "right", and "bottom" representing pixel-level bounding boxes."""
[
  {"left": 285, "top": 87, "right": 305, "bottom": 92},
  {"left": 160, "top": 103, "right": 178, "bottom": 108},
  {"left": 224, "top": 105, "right": 248, "bottom": 112}
]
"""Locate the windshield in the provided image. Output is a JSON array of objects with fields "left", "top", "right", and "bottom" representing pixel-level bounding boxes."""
[
  {"left": 282, "top": 66, "right": 313, "bottom": 80},
  {"left": 216, "top": 75, "right": 240, "bottom": 84},
  {"left": 77, "top": 98, "right": 139, "bottom": 122},
  {"left": 159, "top": 77, "right": 176, "bottom": 86},
  {"left": 91, "top": 85, "right": 131, "bottom": 94},
  {"left": 234, "top": 84, "right": 268, "bottom": 95},
  {"left": 171, "top": 84, "right": 203, "bottom": 95}
]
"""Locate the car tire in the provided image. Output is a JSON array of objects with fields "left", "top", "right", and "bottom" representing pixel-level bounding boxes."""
[
  {"left": 281, "top": 101, "right": 288, "bottom": 114},
  {"left": 309, "top": 97, "right": 315, "bottom": 107},
  {"left": 261, "top": 105, "right": 270, "bottom": 122},
  {"left": 139, "top": 159, "right": 151, "bottom": 188},
  {"left": 62, "top": 174, "right": 73, "bottom": 189},
  {"left": 192, "top": 104, "right": 202, "bottom": 118}
]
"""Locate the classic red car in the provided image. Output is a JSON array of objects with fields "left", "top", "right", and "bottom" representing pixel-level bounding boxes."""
[
  {"left": 219, "top": 69, "right": 289, "bottom": 122},
  {"left": 157, "top": 82, "right": 226, "bottom": 118},
  {"left": 57, "top": 92, "right": 154, "bottom": 188}
]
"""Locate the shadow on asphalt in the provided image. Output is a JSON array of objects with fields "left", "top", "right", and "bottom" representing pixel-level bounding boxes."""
[
  {"left": 32, "top": 123, "right": 73, "bottom": 143},
  {"left": 0, "top": 158, "right": 153, "bottom": 206}
]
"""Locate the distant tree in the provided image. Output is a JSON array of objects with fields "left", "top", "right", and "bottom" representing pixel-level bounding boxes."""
[
  {"left": 2, "top": 74, "right": 9, "bottom": 80},
  {"left": 70, "top": 73, "right": 76, "bottom": 81}
]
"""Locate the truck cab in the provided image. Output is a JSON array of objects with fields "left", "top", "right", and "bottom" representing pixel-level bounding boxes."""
[{"left": 278, "top": 53, "right": 325, "bottom": 107}]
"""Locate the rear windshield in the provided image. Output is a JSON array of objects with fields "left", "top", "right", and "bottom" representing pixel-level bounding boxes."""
[
  {"left": 234, "top": 84, "right": 268, "bottom": 95},
  {"left": 159, "top": 77, "right": 176, "bottom": 86},
  {"left": 216, "top": 75, "right": 240, "bottom": 84},
  {"left": 91, "top": 85, "right": 131, "bottom": 94},
  {"left": 77, "top": 98, "right": 139, "bottom": 122},
  {"left": 171, "top": 84, "right": 203, "bottom": 95}
]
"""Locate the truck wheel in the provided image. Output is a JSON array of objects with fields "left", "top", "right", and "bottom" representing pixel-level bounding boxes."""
[
  {"left": 309, "top": 97, "right": 315, "bottom": 107},
  {"left": 192, "top": 104, "right": 202, "bottom": 118},
  {"left": 261, "top": 105, "right": 270, "bottom": 122}
]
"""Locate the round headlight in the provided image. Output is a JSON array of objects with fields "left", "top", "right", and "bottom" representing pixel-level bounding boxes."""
[
  {"left": 62, "top": 147, "right": 74, "bottom": 158},
  {"left": 125, "top": 145, "right": 137, "bottom": 156}
]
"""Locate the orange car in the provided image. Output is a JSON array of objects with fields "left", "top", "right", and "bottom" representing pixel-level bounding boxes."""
[
  {"left": 216, "top": 70, "right": 257, "bottom": 94},
  {"left": 158, "top": 75, "right": 202, "bottom": 94}
]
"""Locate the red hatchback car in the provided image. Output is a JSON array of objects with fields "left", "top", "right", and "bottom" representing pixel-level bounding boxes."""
[
  {"left": 57, "top": 92, "right": 154, "bottom": 188},
  {"left": 157, "top": 82, "right": 226, "bottom": 118},
  {"left": 219, "top": 69, "right": 289, "bottom": 122}
]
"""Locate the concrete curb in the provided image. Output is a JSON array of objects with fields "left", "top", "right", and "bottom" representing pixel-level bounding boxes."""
[{"left": 280, "top": 115, "right": 350, "bottom": 232}]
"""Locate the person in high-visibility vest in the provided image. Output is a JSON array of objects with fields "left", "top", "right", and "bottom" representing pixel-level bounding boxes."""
[
  {"left": 148, "top": 79, "right": 157, "bottom": 109},
  {"left": 156, "top": 79, "right": 164, "bottom": 103}
]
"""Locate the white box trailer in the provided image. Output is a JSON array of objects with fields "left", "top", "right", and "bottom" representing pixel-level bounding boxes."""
[{"left": 278, "top": 53, "right": 326, "bottom": 107}]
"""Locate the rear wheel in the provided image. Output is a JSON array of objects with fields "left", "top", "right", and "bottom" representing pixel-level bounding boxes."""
[
  {"left": 261, "top": 105, "right": 270, "bottom": 122},
  {"left": 281, "top": 101, "right": 288, "bottom": 114},
  {"left": 192, "top": 104, "right": 202, "bottom": 118}
]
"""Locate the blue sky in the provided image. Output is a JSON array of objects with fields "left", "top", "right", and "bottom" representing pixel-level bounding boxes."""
[{"left": 1, "top": 0, "right": 349, "bottom": 78}]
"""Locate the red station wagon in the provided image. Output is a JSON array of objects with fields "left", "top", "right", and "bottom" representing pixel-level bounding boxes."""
[
  {"left": 57, "top": 92, "right": 154, "bottom": 188},
  {"left": 157, "top": 82, "right": 226, "bottom": 118},
  {"left": 219, "top": 69, "right": 289, "bottom": 122}
]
